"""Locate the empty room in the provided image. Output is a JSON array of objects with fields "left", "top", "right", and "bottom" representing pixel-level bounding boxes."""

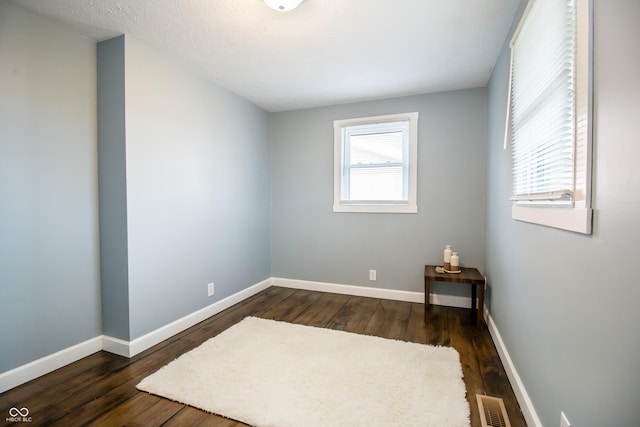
[{"left": 1, "top": 0, "right": 638, "bottom": 426}]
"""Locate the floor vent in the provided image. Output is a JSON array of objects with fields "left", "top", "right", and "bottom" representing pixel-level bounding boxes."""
[{"left": 476, "top": 394, "right": 511, "bottom": 427}]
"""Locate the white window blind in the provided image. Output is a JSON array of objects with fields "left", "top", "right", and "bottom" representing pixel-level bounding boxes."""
[
  {"left": 510, "top": 0, "right": 576, "bottom": 203},
  {"left": 507, "top": 0, "right": 593, "bottom": 234}
]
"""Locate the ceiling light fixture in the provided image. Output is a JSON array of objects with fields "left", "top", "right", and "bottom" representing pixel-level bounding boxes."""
[{"left": 263, "top": 0, "right": 304, "bottom": 12}]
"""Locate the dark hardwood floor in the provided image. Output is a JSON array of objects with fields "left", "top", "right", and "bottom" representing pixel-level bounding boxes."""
[{"left": 0, "top": 286, "right": 526, "bottom": 426}]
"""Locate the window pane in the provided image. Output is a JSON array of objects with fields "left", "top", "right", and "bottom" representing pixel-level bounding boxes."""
[
  {"left": 349, "top": 131, "right": 403, "bottom": 165},
  {"left": 349, "top": 166, "right": 404, "bottom": 201},
  {"left": 343, "top": 123, "right": 407, "bottom": 202}
]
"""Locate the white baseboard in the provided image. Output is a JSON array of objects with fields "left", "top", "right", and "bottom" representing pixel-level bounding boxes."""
[
  {"left": 104, "top": 277, "right": 273, "bottom": 358},
  {"left": 101, "top": 335, "right": 131, "bottom": 358},
  {"left": 272, "top": 277, "right": 478, "bottom": 309},
  {"left": 431, "top": 293, "right": 478, "bottom": 309},
  {"left": 484, "top": 307, "right": 542, "bottom": 427},
  {"left": 0, "top": 336, "right": 102, "bottom": 394},
  {"left": 0, "top": 278, "right": 272, "bottom": 393},
  {"left": 272, "top": 277, "right": 423, "bottom": 302}
]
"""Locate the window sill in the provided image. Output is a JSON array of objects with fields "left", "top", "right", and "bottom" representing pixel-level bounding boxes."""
[
  {"left": 512, "top": 205, "right": 593, "bottom": 234},
  {"left": 333, "top": 203, "right": 418, "bottom": 214}
]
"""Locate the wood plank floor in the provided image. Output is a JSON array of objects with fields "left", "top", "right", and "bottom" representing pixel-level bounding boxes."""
[{"left": 0, "top": 286, "right": 527, "bottom": 426}]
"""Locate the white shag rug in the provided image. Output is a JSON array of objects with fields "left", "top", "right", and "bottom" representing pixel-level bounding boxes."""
[{"left": 137, "top": 316, "right": 470, "bottom": 427}]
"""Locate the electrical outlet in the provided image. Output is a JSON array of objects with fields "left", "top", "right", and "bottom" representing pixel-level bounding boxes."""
[
  {"left": 369, "top": 270, "right": 377, "bottom": 281},
  {"left": 207, "top": 282, "right": 215, "bottom": 297},
  {"left": 560, "top": 411, "right": 571, "bottom": 427}
]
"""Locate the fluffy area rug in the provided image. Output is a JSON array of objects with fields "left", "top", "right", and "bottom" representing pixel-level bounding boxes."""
[{"left": 137, "top": 316, "right": 470, "bottom": 427}]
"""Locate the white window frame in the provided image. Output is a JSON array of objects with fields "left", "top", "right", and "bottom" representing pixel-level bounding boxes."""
[
  {"left": 506, "top": 0, "right": 594, "bottom": 234},
  {"left": 333, "top": 112, "right": 418, "bottom": 213}
]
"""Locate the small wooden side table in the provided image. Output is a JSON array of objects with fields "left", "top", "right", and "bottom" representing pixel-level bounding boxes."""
[{"left": 424, "top": 265, "right": 486, "bottom": 328}]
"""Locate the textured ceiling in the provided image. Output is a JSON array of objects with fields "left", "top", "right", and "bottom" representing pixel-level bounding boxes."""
[{"left": 11, "top": 0, "right": 520, "bottom": 112}]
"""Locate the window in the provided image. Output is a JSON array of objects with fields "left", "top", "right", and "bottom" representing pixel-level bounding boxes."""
[
  {"left": 506, "top": 0, "right": 593, "bottom": 234},
  {"left": 333, "top": 112, "right": 418, "bottom": 213}
]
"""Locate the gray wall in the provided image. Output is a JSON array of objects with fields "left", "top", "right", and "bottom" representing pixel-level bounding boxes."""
[
  {"left": 0, "top": 2, "right": 101, "bottom": 371},
  {"left": 97, "top": 36, "right": 130, "bottom": 340},
  {"left": 0, "top": 0, "right": 271, "bottom": 372},
  {"left": 485, "top": 1, "right": 640, "bottom": 426},
  {"left": 97, "top": 36, "right": 272, "bottom": 340},
  {"left": 271, "top": 90, "right": 487, "bottom": 297}
]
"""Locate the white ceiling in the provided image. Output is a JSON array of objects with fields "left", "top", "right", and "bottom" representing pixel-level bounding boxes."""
[{"left": 11, "top": 0, "right": 520, "bottom": 112}]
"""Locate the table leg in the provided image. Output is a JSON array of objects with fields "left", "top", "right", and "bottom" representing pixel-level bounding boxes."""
[
  {"left": 477, "top": 282, "right": 485, "bottom": 329},
  {"left": 424, "top": 277, "right": 431, "bottom": 323},
  {"left": 471, "top": 283, "right": 477, "bottom": 312}
]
